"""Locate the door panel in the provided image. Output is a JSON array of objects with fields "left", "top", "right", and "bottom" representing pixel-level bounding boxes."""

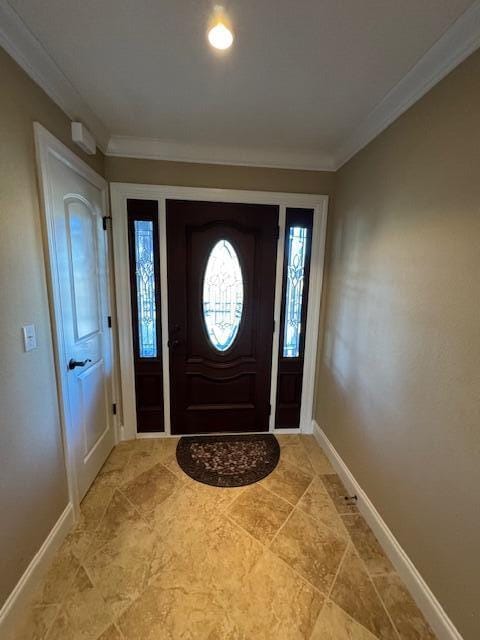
[
  {"left": 167, "top": 200, "right": 278, "bottom": 435},
  {"left": 48, "top": 154, "right": 114, "bottom": 499},
  {"left": 67, "top": 199, "right": 101, "bottom": 339},
  {"left": 79, "top": 361, "right": 108, "bottom": 453}
]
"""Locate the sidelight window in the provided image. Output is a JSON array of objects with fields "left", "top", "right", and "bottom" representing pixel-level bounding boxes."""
[
  {"left": 275, "top": 208, "right": 313, "bottom": 429},
  {"left": 133, "top": 219, "right": 157, "bottom": 358},
  {"left": 203, "top": 239, "right": 244, "bottom": 351},
  {"left": 283, "top": 226, "right": 308, "bottom": 358}
]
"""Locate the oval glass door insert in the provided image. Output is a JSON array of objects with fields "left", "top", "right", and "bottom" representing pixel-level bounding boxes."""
[{"left": 203, "top": 239, "right": 244, "bottom": 351}]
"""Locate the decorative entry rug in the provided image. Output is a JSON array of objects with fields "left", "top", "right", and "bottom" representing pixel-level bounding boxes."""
[{"left": 176, "top": 434, "right": 280, "bottom": 487}]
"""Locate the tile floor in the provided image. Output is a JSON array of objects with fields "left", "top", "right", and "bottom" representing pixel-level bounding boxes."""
[{"left": 16, "top": 435, "right": 436, "bottom": 639}]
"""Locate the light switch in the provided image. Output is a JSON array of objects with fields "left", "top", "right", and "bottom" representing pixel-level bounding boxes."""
[{"left": 22, "top": 324, "right": 37, "bottom": 352}]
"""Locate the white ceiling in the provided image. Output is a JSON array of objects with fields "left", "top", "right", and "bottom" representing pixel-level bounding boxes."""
[{"left": 4, "top": 0, "right": 479, "bottom": 168}]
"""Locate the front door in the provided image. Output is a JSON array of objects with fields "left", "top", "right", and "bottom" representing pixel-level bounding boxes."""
[
  {"left": 38, "top": 129, "right": 114, "bottom": 500},
  {"left": 166, "top": 200, "right": 278, "bottom": 434}
]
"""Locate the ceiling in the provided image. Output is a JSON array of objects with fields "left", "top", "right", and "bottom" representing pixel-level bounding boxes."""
[{"left": 3, "top": 0, "right": 479, "bottom": 168}]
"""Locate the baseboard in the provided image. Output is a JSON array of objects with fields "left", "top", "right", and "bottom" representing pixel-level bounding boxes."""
[
  {"left": 312, "top": 421, "right": 463, "bottom": 640},
  {"left": 0, "top": 503, "right": 74, "bottom": 640}
]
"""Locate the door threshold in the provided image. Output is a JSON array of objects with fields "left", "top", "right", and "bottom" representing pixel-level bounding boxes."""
[{"left": 134, "top": 428, "right": 301, "bottom": 439}]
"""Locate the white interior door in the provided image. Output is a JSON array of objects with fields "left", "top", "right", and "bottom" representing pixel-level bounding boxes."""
[{"left": 35, "top": 124, "right": 114, "bottom": 502}]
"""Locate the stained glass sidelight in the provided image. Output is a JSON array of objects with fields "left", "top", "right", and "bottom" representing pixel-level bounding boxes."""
[
  {"left": 203, "top": 239, "right": 244, "bottom": 351},
  {"left": 134, "top": 220, "right": 157, "bottom": 358},
  {"left": 283, "top": 226, "right": 308, "bottom": 358}
]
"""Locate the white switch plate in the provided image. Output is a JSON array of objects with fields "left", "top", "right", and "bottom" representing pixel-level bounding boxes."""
[{"left": 22, "top": 324, "right": 37, "bottom": 352}]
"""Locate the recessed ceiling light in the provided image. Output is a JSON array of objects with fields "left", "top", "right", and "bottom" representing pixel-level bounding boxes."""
[{"left": 207, "top": 7, "right": 234, "bottom": 50}]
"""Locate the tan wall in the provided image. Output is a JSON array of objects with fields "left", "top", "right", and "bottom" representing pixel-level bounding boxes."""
[
  {"left": 2, "top": 34, "right": 479, "bottom": 638},
  {"left": 0, "top": 48, "right": 105, "bottom": 607},
  {"left": 316, "top": 50, "right": 480, "bottom": 638},
  {"left": 106, "top": 156, "right": 334, "bottom": 195}
]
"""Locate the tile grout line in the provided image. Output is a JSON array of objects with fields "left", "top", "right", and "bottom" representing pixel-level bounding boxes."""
[
  {"left": 326, "top": 541, "right": 350, "bottom": 600},
  {"left": 82, "top": 446, "right": 181, "bottom": 636},
  {"left": 299, "top": 436, "right": 336, "bottom": 475},
  {"left": 326, "top": 525, "right": 401, "bottom": 640},
  {"left": 318, "top": 474, "right": 359, "bottom": 517},
  {"left": 320, "top": 468, "right": 404, "bottom": 640},
  {"left": 339, "top": 513, "right": 397, "bottom": 580},
  {"left": 42, "top": 561, "right": 85, "bottom": 640},
  {"left": 307, "top": 597, "right": 327, "bottom": 640},
  {"left": 161, "top": 456, "right": 251, "bottom": 511},
  {"left": 276, "top": 440, "right": 316, "bottom": 475},
  {"left": 264, "top": 473, "right": 352, "bottom": 545},
  {"left": 297, "top": 490, "right": 352, "bottom": 542},
  {"left": 116, "top": 486, "right": 158, "bottom": 531},
  {"left": 225, "top": 468, "right": 358, "bottom": 601},
  {"left": 40, "top": 477, "right": 121, "bottom": 639},
  {"left": 113, "top": 620, "right": 126, "bottom": 639},
  {"left": 266, "top": 477, "right": 314, "bottom": 549},
  {"left": 255, "top": 477, "right": 300, "bottom": 508},
  {"left": 357, "top": 550, "right": 403, "bottom": 640},
  {"left": 317, "top": 547, "right": 396, "bottom": 640},
  {"left": 325, "top": 597, "right": 385, "bottom": 640},
  {"left": 223, "top": 512, "right": 327, "bottom": 599},
  {"left": 223, "top": 467, "right": 329, "bottom": 596},
  {"left": 33, "top": 603, "right": 61, "bottom": 640}
]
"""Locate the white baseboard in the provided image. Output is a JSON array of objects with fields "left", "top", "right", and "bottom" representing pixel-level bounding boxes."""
[
  {"left": 312, "top": 421, "right": 463, "bottom": 640},
  {"left": 0, "top": 503, "right": 74, "bottom": 640}
]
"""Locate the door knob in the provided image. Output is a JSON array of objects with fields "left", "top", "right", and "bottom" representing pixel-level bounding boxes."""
[
  {"left": 68, "top": 358, "right": 92, "bottom": 370},
  {"left": 167, "top": 339, "right": 180, "bottom": 349}
]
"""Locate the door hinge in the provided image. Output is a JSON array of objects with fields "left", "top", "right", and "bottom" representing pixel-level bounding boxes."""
[
  {"left": 112, "top": 403, "right": 117, "bottom": 415},
  {"left": 268, "top": 403, "right": 272, "bottom": 416},
  {"left": 276, "top": 225, "right": 280, "bottom": 240},
  {"left": 107, "top": 315, "right": 112, "bottom": 328},
  {"left": 102, "top": 216, "right": 112, "bottom": 230}
]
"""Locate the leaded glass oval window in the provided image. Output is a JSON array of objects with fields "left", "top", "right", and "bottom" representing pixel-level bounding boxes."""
[{"left": 203, "top": 239, "right": 244, "bottom": 351}]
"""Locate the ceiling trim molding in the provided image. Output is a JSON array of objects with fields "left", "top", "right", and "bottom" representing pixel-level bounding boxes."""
[
  {"left": 0, "top": 0, "right": 110, "bottom": 151},
  {"left": 333, "top": 0, "right": 480, "bottom": 169},
  {"left": 106, "top": 135, "right": 336, "bottom": 172},
  {"left": 3, "top": 0, "right": 480, "bottom": 171}
]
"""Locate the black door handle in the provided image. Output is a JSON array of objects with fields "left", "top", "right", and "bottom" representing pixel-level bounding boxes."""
[
  {"left": 68, "top": 358, "right": 92, "bottom": 370},
  {"left": 167, "top": 339, "right": 180, "bottom": 349}
]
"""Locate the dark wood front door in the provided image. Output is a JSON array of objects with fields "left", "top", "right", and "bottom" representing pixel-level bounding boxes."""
[{"left": 166, "top": 200, "right": 278, "bottom": 435}]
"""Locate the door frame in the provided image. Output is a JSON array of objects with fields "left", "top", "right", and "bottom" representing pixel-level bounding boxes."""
[
  {"left": 110, "top": 182, "right": 328, "bottom": 440},
  {"left": 34, "top": 123, "right": 119, "bottom": 517}
]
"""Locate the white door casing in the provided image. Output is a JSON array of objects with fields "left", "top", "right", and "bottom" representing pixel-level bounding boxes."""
[
  {"left": 35, "top": 123, "right": 115, "bottom": 509},
  {"left": 110, "top": 183, "right": 328, "bottom": 440}
]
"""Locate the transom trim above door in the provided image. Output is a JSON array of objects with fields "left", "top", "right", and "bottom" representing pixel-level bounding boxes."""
[{"left": 111, "top": 183, "right": 328, "bottom": 440}]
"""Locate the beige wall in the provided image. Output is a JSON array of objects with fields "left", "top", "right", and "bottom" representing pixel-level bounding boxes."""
[
  {"left": 0, "top": 48, "right": 105, "bottom": 607},
  {"left": 316, "top": 50, "right": 480, "bottom": 638},
  {"left": 106, "top": 156, "right": 334, "bottom": 195},
  {"left": 2, "top": 35, "right": 479, "bottom": 638}
]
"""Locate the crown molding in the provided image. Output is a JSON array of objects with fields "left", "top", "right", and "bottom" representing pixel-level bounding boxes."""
[
  {"left": 333, "top": 1, "right": 480, "bottom": 169},
  {"left": 2, "top": 0, "right": 480, "bottom": 171},
  {"left": 106, "top": 135, "right": 336, "bottom": 172},
  {"left": 0, "top": 0, "right": 110, "bottom": 151}
]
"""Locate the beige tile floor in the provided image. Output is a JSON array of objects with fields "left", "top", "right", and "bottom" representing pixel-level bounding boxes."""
[{"left": 16, "top": 435, "right": 436, "bottom": 640}]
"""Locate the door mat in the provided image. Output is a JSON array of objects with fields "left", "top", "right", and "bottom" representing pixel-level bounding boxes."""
[{"left": 176, "top": 434, "right": 280, "bottom": 487}]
